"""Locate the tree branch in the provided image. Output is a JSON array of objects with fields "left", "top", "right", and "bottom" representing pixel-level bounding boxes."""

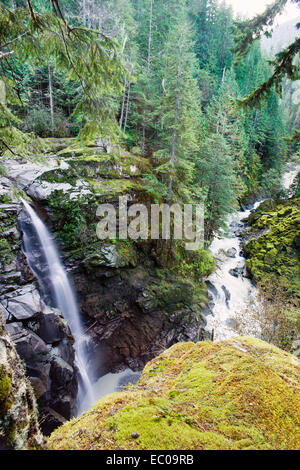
[
  {"left": 0, "top": 31, "right": 29, "bottom": 49},
  {"left": 0, "top": 50, "right": 14, "bottom": 60},
  {"left": 26, "top": 0, "right": 37, "bottom": 24},
  {"left": 0, "top": 138, "right": 17, "bottom": 155}
]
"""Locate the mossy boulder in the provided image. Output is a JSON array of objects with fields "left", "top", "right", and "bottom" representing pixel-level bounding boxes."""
[
  {"left": 244, "top": 197, "right": 300, "bottom": 300},
  {"left": 48, "top": 336, "right": 300, "bottom": 450},
  {"left": 0, "top": 312, "right": 43, "bottom": 449}
]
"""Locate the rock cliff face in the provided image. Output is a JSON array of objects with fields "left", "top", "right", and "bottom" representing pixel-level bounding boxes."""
[
  {"left": 244, "top": 197, "right": 300, "bottom": 297},
  {"left": 243, "top": 197, "right": 300, "bottom": 354},
  {"left": 0, "top": 311, "right": 43, "bottom": 449},
  {"left": 0, "top": 138, "right": 213, "bottom": 433},
  {"left": 47, "top": 336, "right": 300, "bottom": 451}
]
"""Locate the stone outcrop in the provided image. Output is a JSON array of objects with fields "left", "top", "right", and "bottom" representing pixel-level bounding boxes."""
[
  {"left": 48, "top": 336, "right": 300, "bottom": 450},
  {"left": 0, "top": 311, "right": 43, "bottom": 449},
  {"left": 243, "top": 197, "right": 300, "bottom": 352},
  {"left": 73, "top": 265, "right": 206, "bottom": 375},
  {"left": 2, "top": 141, "right": 211, "bottom": 374}
]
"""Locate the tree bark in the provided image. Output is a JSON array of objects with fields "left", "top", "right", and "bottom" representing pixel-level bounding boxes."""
[
  {"left": 123, "top": 82, "right": 131, "bottom": 132},
  {"left": 147, "top": 0, "right": 153, "bottom": 73},
  {"left": 168, "top": 45, "right": 182, "bottom": 203},
  {"left": 119, "top": 78, "right": 127, "bottom": 130}
]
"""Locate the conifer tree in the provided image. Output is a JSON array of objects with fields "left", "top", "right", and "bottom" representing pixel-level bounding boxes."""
[{"left": 152, "top": 5, "right": 203, "bottom": 203}]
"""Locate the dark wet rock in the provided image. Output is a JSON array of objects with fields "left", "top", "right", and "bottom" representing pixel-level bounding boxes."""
[
  {"left": 201, "top": 302, "right": 215, "bottom": 317},
  {"left": 205, "top": 280, "right": 219, "bottom": 298},
  {"left": 229, "top": 262, "right": 245, "bottom": 278},
  {"left": 221, "top": 285, "right": 231, "bottom": 308},
  {"left": 72, "top": 266, "right": 206, "bottom": 376},
  {"left": 38, "top": 408, "right": 67, "bottom": 436},
  {"left": 33, "top": 311, "right": 69, "bottom": 344},
  {"left": 226, "top": 248, "right": 237, "bottom": 258}
]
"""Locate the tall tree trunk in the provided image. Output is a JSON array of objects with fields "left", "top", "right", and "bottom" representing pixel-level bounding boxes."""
[
  {"left": 123, "top": 82, "right": 131, "bottom": 133},
  {"left": 222, "top": 66, "right": 226, "bottom": 83},
  {"left": 119, "top": 78, "right": 127, "bottom": 130},
  {"left": 48, "top": 65, "right": 55, "bottom": 137},
  {"left": 168, "top": 92, "right": 179, "bottom": 202},
  {"left": 168, "top": 46, "right": 182, "bottom": 203},
  {"left": 142, "top": 0, "right": 154, "bottom": 155},
  {"left": 147, "top": 0, "right": 153, "bottom": 73}
]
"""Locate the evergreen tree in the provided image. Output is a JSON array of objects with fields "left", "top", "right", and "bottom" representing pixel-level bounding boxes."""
[
  {"left": 194, "top": 134, "right": 238, "bottom": 241},
  {"left": 151, "top": 6, "right": 203, "bottom": 203}
]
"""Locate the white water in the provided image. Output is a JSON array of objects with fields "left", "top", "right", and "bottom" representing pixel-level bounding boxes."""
[
  {"left": 206, "top": 164, "right": 300, "bottom": 342},
  {"left": 21, "top": 199, "right": 95, "bottom": 414},
  {"left": 205, "top": 203, "right": 262, "bottom": 341},
  {"left": 281, "top": 163, "right": 300, "bottom": 190},
  {"left": 80, "top": 368, "right": 141, "bottom": 411}
]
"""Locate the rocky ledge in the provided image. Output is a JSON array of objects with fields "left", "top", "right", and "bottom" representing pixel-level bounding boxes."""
[
  {"left": 48, "top": 336, "right": 300, "bottom": 450},
  {"left": 0, "top": 311, "right": 43, "bottom": 449}
]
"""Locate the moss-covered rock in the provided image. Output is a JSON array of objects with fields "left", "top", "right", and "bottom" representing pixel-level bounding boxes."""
[
  {"left": 0, "top": 312, "right": 43, "bottom": 449},
  {"left": 48, "top": 336, "right": 300, "bottom": 450},
  {"left": 244, "top": 197, "right": 300, "bottom": 301}
]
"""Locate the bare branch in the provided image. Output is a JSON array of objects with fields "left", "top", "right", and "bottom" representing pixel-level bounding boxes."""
[
  {"left": 0, "top": 138, "right": 17, "bottom": 155},
  {"left": 0, "top": 50, "right": 14, "bottom": 60},
  {"left": 0, "top": 31, "right": 29, "bottom": 49}
]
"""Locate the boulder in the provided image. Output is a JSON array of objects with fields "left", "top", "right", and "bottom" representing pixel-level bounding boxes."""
[
  {"left": 0, "top": 312, "right": 43, "bottom": 450},
  {"left": 48, "top": 337, "right": 300, "bottom": 451},
  {"left": 226, "top": 247, "right": 237, "bottom": 258},
  {"left": 229, "top": 262, "right": 245, "bottom": 278},
  {"left": 0, "top": 286, "right": 44, "bottom": 320},
  {"left": 221, "top": 285, "right": 231, "bottom": 308}
]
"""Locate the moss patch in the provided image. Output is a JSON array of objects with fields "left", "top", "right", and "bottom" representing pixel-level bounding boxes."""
[
  {"left": 245, "top": 197, "right": 300, "bottom": 300},
  {"left": 48, "top": 337, "right": 300, "bottom": 450}
]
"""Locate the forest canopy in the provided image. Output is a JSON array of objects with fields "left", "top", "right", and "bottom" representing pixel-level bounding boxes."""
[{"left": 0, "top": 0, "right": 299, "bottom": 238}]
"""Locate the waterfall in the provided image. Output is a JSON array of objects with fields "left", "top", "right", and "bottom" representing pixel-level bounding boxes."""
[{"left": 20, "top": 199, "right": 95, "bottom": 414}]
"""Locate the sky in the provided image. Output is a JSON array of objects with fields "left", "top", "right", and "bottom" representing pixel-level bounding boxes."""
[{"left": 227, "top": 0, "right": 300, "bottom": 24}]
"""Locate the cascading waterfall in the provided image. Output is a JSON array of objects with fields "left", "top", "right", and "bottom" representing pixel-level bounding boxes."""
[{"left": 20, "top": 199, "right": 95, "bottom": 414}]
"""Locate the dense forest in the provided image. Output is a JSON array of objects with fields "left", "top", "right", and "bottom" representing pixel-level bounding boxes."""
[
  {"left": 1, "top": 0, "right": 295, "bottom": 209},
  {"left": 0, "top": 0, "right": 300, "bottom": 452}
]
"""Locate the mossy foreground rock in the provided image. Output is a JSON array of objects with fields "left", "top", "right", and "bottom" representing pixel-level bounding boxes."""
[
  {"left": 0, "top": 312, "right": 43, "bottom": 449},
  {"left": 48, "top": 337, "right": 300, "bottom": 450}
]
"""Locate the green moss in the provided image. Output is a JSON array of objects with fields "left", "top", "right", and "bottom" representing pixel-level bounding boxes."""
[
  {"left": 171, "top": 244, "right": 215, "bottom": 281},
  {"left": 245, "top": 197, "right": 300, "bottom": 300},
  {"left": 89, "top": 178, "right": 141, "bottom": 198},
  {"left": 0, "top": 366, "right": 12, "bottom": 416},
  {"left": 48, "top": 337, "right": 300, "bottom": 450}
]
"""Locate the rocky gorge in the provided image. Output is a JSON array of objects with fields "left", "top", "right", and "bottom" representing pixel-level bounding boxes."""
[
  {"left": 0, "top": 138, "right": 212, "bottom": 440},
  {"left": 0, "top": 139, "right": 299, "bottom": 450}
]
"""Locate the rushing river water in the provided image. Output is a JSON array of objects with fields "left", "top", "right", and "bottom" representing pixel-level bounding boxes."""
[
  {"left": 205, "top": 163, "right": 299, "bottom": 342},
  {"left": 205, "top": 202, "right": 262, "bottom": 341}
]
